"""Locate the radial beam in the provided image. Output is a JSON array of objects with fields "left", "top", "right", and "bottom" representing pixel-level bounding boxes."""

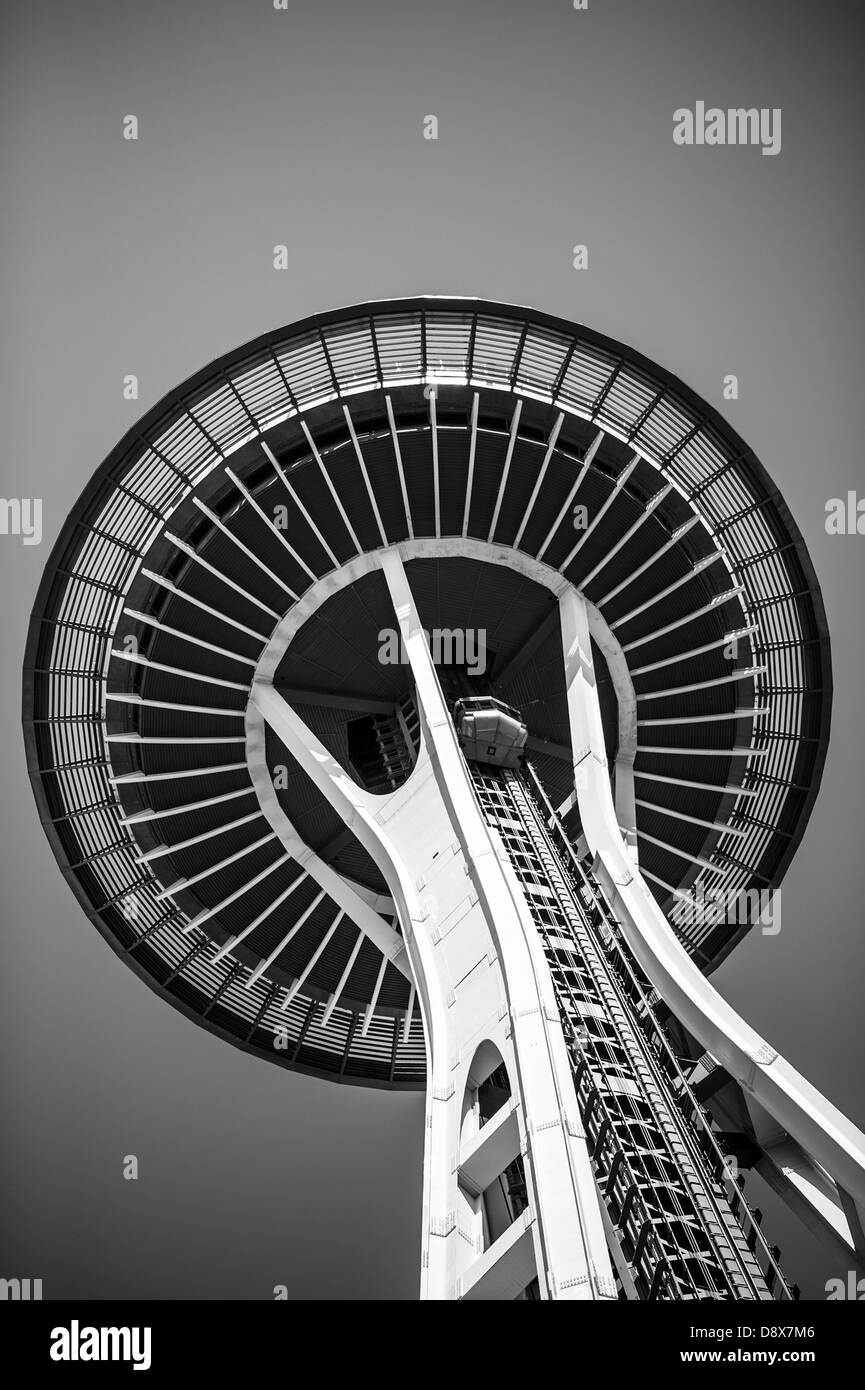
[
  {"left": 343, "top": 404, "right": 387, "bottom": 547},
  {"left": 637, "top": 745, "right": 768, "bottom": 758},
  {"left": 321, "top": 929, "right": 365, "bottom": 1026},
  {"left": 513, "top": 412, "right": 564, "bottom": 550},
  {"left": 558, "top": 455, "right": 638, "bottom": 574},
  {"left": 120, "top": 786, "right": 255, "bottom": 824},
  {"left": 135, "top": 810, "right": 265, "bottom": 862},
  {"left": 299, "top": 420, "right": 363, "bottom": 554},
  {"left": 488, "top": 400, "right": 523, "bottom": 542},
  {"left": 579, "top": 481, "right": 673, "bottom": 593},
  {"left": 461, "top": 393, "right": 480, "bottom": 537},
  {"left": 621, "top": 585, "right": 745, "bottom": 652},
  {"left": 636, "top": 667, "right": 767, "bottom": 702},
  {"left": 210, "top": 865, "right": 307, "bottom": 957},
  {"left": 184, "top": 856, "right": 295, "bottom": 939},
  {"left": 110, "top": 762, "right": 247, "bottom": 785},
  {"left": 225, "top": 465, "right": 319, "bottom": 583},
  {"left": 634, "top": 797, "right": 748, "bottom": 838},
  {"left": 154, "top": 831, "right": 277, "bottom": 901},
  {"left": 192, "top": 497, "right": 299, "bottom": 599},
  {"left": 610, "top": 552, "right": 725, "bottom": 629},
  {"left": 164, "top": 532, "right": 282, "bottom": 619},
  {"left": 636, "top": 829, "right": 726, "bottom": 874},
  {"left": 595, "top": 516, "right": 701, "bottom": 606},
  {"left": 630, "top": 627, "right": 760, "bottom": 677},
  {"left": 247, "top": 888, "right": 327, "bottom": 987},
  {"left": 638, "top": 707, "right": 769, "bottom": 727},
  {"left": 140, "top": 568, "right": 268, "bottom": 643},
  {"left": 107, "top": 733, "right": 246, "bottom": 746},
  {"left": 385, "top": 396, "right": 414, "bottom": 540},
  {"left": 282, "top": 910, "right": 345, "bottom": 1008},
  {"left": 111, "top": 647, "right": 251, "bottom": 692},
  {"left": 123, "top": 608, "right": 258, "bottom": 667},
  {"left": 428, "top": 389, "right": 441, "bottom": 538},
  {"left": 260, "top": 439, "right": 341, "bottom": 568},
  {"left": 536, "top": 429, "right": 604, "bottom": 561},
  {"left": 362, "top": 953, "right": 389, "bottom": 1036},
  {"left": 635, "top": 770, "right": 759, "bottom": 799},
  {"left": 106, "top": 693, "right": 245, "bottom": 719}
]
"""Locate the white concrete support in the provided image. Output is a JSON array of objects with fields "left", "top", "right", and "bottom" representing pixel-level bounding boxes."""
[
  {"left": 559, "top": 586, "right": 865, "bottom": 1243},
  {"left": 251, "top": 548, "right": 617, "bottom": 1301},
  {"left": 704, "top": 1073, "right": 865, "bottom": 1268},
  {"left": 758, "top": 1140, "right": 865, "bottom": 1267},
  {"left": 245, "top": 701, "right": 410, "bottom": 978}
]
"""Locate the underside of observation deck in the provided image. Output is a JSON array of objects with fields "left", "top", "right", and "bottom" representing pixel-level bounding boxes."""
[{"left": 23, "top": 298, "right": 831, "bottom": 1090}]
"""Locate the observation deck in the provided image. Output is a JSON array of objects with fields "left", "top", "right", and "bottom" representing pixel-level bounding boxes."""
[{"left": 23, "top": 298, "right": 831, "bottom": 1090}]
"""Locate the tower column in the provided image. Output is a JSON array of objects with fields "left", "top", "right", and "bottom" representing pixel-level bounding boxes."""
[{"left": 252, "top": 548, "right": 616, "bottom": 1300}]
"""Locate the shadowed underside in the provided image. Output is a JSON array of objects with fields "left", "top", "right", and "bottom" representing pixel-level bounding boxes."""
[{"left": 22, "top": 298, "right": 831, "bottom": 1088}]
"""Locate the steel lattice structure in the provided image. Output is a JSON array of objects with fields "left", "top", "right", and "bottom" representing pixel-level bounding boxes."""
[{"left": 23, "top": 298, "right": 863, "bottom": 1299}]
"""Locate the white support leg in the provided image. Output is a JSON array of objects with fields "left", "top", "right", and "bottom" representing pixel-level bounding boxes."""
[
  {"left": 559, "top": 585, "right": 865, "bottom": 1236},
  {"left": 252, "top": 548, "right": 617, "bottom": 1301},
  {"left": 757, "top": 1140, "right": 865, "bottom": 1267}
]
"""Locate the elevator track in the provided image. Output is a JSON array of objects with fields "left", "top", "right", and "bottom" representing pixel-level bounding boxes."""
[{"left": 470, "top": 761, "right": 796, "bottom": 1302}]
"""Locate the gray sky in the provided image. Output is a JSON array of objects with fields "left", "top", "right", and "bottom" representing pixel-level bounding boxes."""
[{"left": 2, "top": 0, "right": 863, "bottom": 1298}]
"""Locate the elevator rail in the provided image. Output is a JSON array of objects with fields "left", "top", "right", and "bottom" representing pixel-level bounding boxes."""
[{"left": 469, "top": 760, "right": 796, "bottom": 1301}]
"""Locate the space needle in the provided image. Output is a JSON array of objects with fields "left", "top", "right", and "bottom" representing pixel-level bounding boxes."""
[{"left": 23, "top": 297, "right": 865, "bottom": 1299}]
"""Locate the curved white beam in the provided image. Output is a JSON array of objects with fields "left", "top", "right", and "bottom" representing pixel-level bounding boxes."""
[
  {"left": 244, "top": 699, "right": 411, "bottom": 979},
  {"left": 559, "top": 585, "right": 865, "bottom": 1221}
]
